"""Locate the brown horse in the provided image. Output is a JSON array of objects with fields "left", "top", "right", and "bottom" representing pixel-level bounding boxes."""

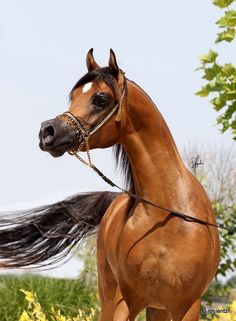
[{"left": 0, "top": 49, "right": 219, "bottom": 321}]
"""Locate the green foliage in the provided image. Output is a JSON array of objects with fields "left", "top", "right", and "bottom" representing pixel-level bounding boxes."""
[
  {"left": 0, "top": 275, "right": 98, "bottom": 321},
  {"left": 214, "top": 203, "right": 236, "bottom": 278},
  {"left": 214, "top": 1, "right": 236, "bottom": 44},
  {"left": 19, "top": 290, "right": 96, "bottom": 321},
  {"left": 228, "top": 275, "right": 236, "bottom": 287},
  {"left": 213, "top": 0, "right": 235, "bottom": 9},
  {"left": 202, "top": 202, "right": 236, "bottom": 305},
  {"left": 196, "top": 1, "right": 236, "bottom": 140},
  {"left": 216, "top": 27, "right": 235, "bottom": 43},
  {"left": 77, "top": 237, "right": 98, "bottom": 292},
  {"left": 200, "top": 300, "right": 236, "bottom": 321},
  {"left": 202, "top": 201, "right": 236, "bottom": 305},
  {"left": 182, "top": 144, "right": 236, "bottom": 308},
  {"left": 197, "top": 49, "right": 236, "bottom": 138},
  {"left": 216, "top": 10, "right": 236, "bottom": 28},
  {"left": 199, "top": 50, "right": 219, "bottom": 64}
]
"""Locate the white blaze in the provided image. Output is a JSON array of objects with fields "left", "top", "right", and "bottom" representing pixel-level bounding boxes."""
[{"left": 82, "top": 82, "right": 93, "bottom": 93}]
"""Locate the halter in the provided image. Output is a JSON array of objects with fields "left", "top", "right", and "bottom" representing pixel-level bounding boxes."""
[
  {"left": 57, "top": 78, "right": 235, "bottom": 236},
  {"left": 56, "top": 79, "right": 127, "bottom": 165}
]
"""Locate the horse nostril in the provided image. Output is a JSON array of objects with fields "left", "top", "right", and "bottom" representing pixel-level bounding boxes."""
[
  {"left": 42, "top": 125, "right": 55, "bottom": 145},
  {"left": 44, "top": 125, "right": 54, "bottom": 137}
]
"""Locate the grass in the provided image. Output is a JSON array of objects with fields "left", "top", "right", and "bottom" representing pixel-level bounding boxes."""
[{"left": 0, "top": 274, "right": 98, "bottom": 321}]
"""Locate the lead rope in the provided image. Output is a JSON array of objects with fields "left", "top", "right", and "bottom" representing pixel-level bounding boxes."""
[{"left": 70, "top": 139, "right": 235, "bottom": 236}]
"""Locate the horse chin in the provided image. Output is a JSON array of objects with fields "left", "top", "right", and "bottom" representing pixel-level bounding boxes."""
[
  {"left": 39, "top": 137, "right": 81, "bottom": 157},
  {"left": 47, "top": 149, "right": 67, "bottom": 158},
  {"left": 39, "top": 143, "right": 68, "bottom": 158}
]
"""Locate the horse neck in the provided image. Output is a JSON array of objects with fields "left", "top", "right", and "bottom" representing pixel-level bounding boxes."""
[{"left": 120, "top": 80, "right": 188, "bottom": 208}]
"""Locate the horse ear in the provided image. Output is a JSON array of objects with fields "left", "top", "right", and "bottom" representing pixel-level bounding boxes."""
[
  {"left": 86, "top": 48, "right": 100, "bottom": 72},
  {"left": 108, "top": 49, "right": 119, "bottom": 79}
]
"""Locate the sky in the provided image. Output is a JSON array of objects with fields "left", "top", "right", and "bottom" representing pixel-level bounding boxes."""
[{"left": 0, "top": 0, "right": 235, "bottom": 277}]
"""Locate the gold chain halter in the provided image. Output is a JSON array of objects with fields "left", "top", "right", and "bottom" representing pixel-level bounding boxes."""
[
  {"left": 57, "top": 77, "right": 127, "bottom": 169},
  {"left": 69, "top": 135, "right": 93, "bottom": 168}
]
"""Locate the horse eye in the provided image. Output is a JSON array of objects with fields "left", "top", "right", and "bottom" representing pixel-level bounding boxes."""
[{"left": 92, "top": 93, "right": 110, "bottom": 110}]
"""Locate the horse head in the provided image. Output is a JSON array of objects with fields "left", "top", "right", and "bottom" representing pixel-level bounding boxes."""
[{"left": 39, "top": 49, "right": 126, "bottom": 157}]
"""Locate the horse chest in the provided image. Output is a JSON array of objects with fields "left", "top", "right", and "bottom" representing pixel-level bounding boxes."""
[
  {"left": 118, "top": 228, "right": 169, "bottom": 284},
  {"left": 103, "top": 204, "right": 170, "bottom": 284}
]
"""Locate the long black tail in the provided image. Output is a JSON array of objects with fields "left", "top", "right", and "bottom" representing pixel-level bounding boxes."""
[{"left": 0, "top": 191, "right": 118, "bottom": 268}]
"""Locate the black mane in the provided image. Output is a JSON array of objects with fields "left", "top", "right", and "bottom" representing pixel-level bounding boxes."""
[{"left": 113, "top": 144, "right": 134, "bottom": 191}]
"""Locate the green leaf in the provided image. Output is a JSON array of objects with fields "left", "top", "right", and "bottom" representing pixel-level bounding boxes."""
[
  {"left": 208, "top": 79, "right": 224, "bottom": 92},
  {"left": 224, "top": 103, "right": 236, "bottom": 118},
  {"left": 213, "top": 0, "right": 234, "bottom": 9},
  {"left": 215, "top": 27, "right": 236, "bottom": 43},
  {"left": 226, "top": 90, "right": 236, "bottom": 100},
  {"left": 224, "top": 85, "right": 236, "bottom": 99},
  {"left": 196, "top": 86, "right": 210, "bottom": 97},
  {"left": 203, "top": 64, "right": 222, "bottom": 80},
  {"left": 199, "top": 49, "right": 218, "bottom": 64},
  {"left": 222, "top": 119, "right": 230, "bottom": 132},
  {"left": 216, "top": 10, "right": 236, "bottom": 27},
  {"left": 232, "top": 118, "right": 236, "bottom": 128},
  {"left": 217, "top": 115, "right": 223, "bottom": 124},
  {"left": 211, "top": 97, "right": 226, "bottom": 110},
  {"left": 221, "top": 63, "right": 236, "bottom": 76}
]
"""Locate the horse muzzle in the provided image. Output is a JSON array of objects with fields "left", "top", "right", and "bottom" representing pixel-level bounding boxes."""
[{"left": 39, "top": 118, "right": 82, "bottom": 157}]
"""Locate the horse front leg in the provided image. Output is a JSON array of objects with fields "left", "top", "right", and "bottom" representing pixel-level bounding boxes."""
[
  {"left": 97, "top": 245, "right": 117, "bottom": 321},
  {"left": 146, "top": 298, "right": 201, "bottom": 321},
  {"left": 113, "top": 286, "right": 130, "bottom": 321},
  {"left": 97, "top": 251, "right": 131, "bottom": 321},
  {"left": 170, "top": 298, "right": 201, "bottom": 321},
  {"left": 146, "top": 308, "right": 171, "bottom": 321},
  {"left": 180, "top": 299, "right": 201, "bottom": 321}
]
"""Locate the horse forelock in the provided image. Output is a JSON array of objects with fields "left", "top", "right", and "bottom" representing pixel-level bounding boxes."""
[{"left": 69, "top": 67, "right": 118, "bottom": 101}]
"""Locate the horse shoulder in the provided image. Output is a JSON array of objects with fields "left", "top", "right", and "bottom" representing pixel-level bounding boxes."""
[{"left": 97, "top": 193, "right": 132, "bottom": 273}]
